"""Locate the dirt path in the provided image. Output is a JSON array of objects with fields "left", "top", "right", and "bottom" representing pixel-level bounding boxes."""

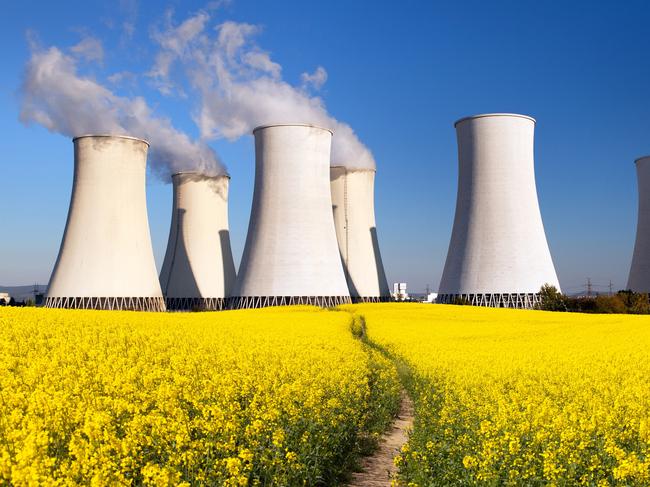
[{"left": 347, "top": 390, "right": 414, "bottom": 487}]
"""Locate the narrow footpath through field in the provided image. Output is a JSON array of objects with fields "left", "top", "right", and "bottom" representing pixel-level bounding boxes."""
[{"left": 347, "top": 390, "right": 414, "bottom": 487}]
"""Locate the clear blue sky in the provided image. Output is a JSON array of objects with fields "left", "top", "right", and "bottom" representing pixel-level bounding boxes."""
[{"left": 1, "top": 0, "right": 649, "bottom": 295}]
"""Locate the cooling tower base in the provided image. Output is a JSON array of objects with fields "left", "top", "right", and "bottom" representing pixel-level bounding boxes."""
[
  {"left": 437, "top": 293, "right": 540, "bottom": 309},
  {"left": 350, "top": 296, "right": 392, "bottom": 303},
  {"left": 228, "top": 295, "right": 351, "bottom": 309},
  {"left": 165, "top": 297, "right": 227, "bottom": 311},
  {"left": 45, "top": 296, "right": 166, "bottom": 312}
]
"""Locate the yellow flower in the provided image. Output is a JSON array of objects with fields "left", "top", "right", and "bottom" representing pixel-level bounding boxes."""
[
  {"left": 0, "top": 306, "right": 400, "bottom": 485},
  {"left": 349, "top": 302, "right": 650, "bottom": 485},
  {"left": 463, "top": 455, "right": 477, "bottom": 469}
]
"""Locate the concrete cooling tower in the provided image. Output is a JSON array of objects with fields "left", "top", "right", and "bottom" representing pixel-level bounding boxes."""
[
  {"left": 438, "top": 113, "right": 560, "bottom": 309},
  {"left": 45, "top": 135, "right": 165, "bottom": 311},
  {"left": 627, "top": 157, "right": 650, "bottom": 292},
  {"left": 330, "top": 167, "right": 390, "bottom": 302},
  {"left": 159, "top": 172, "right": 236, "bottom": 310},
  {"left": 230, "top": 124, "right": 351, "bottom": 308}
]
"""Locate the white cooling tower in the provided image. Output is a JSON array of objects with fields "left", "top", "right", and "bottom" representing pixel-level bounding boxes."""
[
  {"left": 330, "top": 167, "right": 390, "bottom": 302},
  {"left": 627, "top": 157, "right": 650, "bottom": 292},
  {"left": 159, "top": 172, "right": 236, "bottom": 310},
  {"left": 46, "top": 135, "right": 165, "bottom": 311},
  {"left": 438, "top": 113, "right": 560, "bottom": 309},
  {"left": 231, "top": 124, "right": 351, "bottom": 308}
]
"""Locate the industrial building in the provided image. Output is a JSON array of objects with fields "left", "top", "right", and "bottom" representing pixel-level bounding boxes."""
[
  {"left": 45, "top": 135, "right": 166, "bottom": 311},
  {"left": 159, "top": 172, "right": 236, "bottom": 310},
  {"left": 392, "top": 282, "right": 409, "bottom": 301},
  {"left": 330, "top": 166, "right": 390, "bottom": 302},
  {"left": 437, "top": 113, "right": 560, "bottom": 309},
  {"left": 627, "top": 157, "right": 650, "bottom": 292},
  {"left": 230, "top": 124, "right": 351, "bottom": 308}
]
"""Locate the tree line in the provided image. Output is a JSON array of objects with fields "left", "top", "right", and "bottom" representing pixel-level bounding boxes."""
[{"left": 536, "top": 284, "right": 650, "bottom": 314}]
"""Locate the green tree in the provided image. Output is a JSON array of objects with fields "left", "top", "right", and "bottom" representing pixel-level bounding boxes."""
[
  {"left": 617, "top": 290, "right": 650, "bottom": 314},
  {"left": 593, "top": 295, "right": 627, "bottom": 314},
  {"left": 537, "top": 284, "right": 568, "bottom": 311}
]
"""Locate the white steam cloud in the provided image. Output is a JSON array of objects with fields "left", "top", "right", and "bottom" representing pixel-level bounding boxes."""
[
  {"left": 70, "top": 36, "right": 104, "bottom": 63},
  {"left": 301, "top": 66, "right": 328, "bottom": 90},
  {"left": 150, "top": 14, "right": 375, "bottom": 170},
  {"left": 20, "top": 42, "right": 226, "bottom": 179}
]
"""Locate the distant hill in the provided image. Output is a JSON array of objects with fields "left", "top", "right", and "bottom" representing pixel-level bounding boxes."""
[{"left": 0, "top": 285, "right": 47, "bottom": 303}]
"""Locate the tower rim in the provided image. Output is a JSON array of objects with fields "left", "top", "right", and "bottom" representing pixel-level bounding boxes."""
[
  {"left": 252, "top": 123, "right": 333, "bottom": 135},
  {"left": 330, "top": 165, "right": 376, "bottom": 173},
  {"left": 454, "top": 113, "right": 536, "bottom": 127},
  {"left": 72, "top": 134, "right": 150, "bottom": 146},
  {"left": 171, "top": 171, "right": 231, "bottom": 180},
  {"left": 634, "top": 156, "right": 650, "bottom": 165}
]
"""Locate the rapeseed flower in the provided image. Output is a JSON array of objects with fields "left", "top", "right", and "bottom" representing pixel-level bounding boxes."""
[
  {"left": 0, "top": 306, "right": 399, "bottom": 485},
  {"left": 353, "top": 303, "right": 650, "bottom": 486}
]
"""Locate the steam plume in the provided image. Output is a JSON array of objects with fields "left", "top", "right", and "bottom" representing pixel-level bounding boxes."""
[
  {"left": 20, "top": 42, "right": 226, "bottom": 179},
  {"left": 150, "top": 14, "right": 375, "bottom": 170}
]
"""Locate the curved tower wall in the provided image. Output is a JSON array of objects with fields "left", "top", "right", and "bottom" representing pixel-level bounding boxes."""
[
  {"left": 438, "top": 113, "right": 560, "bottom": 308},
  {"left": 46, "top": 135, "right": 165, "bottom": 311},
  {"left": 330, "top": 167, "right": 390, "bottom": 302},
  {"left": 231, "top": 124, "right": 351, "bottom": 308},
  {"left": 159, "top": 173, "right": 236, "bottom": 310},
  {"left": 627, "top": 157, "right": 650, "bottom": 292}
]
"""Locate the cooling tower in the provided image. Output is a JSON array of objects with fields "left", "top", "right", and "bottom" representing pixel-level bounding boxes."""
[
  {"left": 627, "top": 157, "right": 650, "bottom": 292},
  {"left": 159, "top": 172, "right": 236, "bottom": 310},
  {"left": 438, "top": 113, "right": 560, "bottom": 309},
  {"left": 45, "top": 135, "right": 165, "bottom": 311},
  {"left": 330, "top": 167, "right": 390, "bottom": 302},
  {"left": 230, "top": 124, "right": 351, "bottom": 308}
]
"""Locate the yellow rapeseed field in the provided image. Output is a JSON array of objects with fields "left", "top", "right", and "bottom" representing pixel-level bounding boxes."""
[
  {"left": 3, "top": 303, "right": 648, "bottom": 485},
  {"left": 0, "top": 306, "right": 400, "bottom": 486},
  {"left": 352, "top": 303, "right": 650, "bottom": 486}
]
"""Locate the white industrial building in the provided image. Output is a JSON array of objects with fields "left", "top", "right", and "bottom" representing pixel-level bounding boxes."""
[
  {"left": 159, "top": 172, "right": 236, "bottom": 310},
  {"left": 330, "top": 167, "right": 390, "bottom": 302},
  {"left": 45, "top": 135, "right": 166, "bottom": 311},
  {"left": 392, "top": 282, "right": 409, "bottom": 301},
  {"left": 627, "top": 156, "right": 650, "bottom": 292},
  {"left": 437, "top": 113, "right": 560, "bottom": 309},
  {"left": 230, "top": 124, "right": 351, "bottom": 308}
]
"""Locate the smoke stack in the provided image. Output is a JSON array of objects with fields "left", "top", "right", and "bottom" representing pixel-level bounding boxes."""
[
  {"left": 627, "top": 157, "right": 650, "bottom": 292},
  {"left": 159, "top": 172, "right": 236, "bottom": 310},
  {"left": 438, "top": 113, "right": 560, "bottom": 308},
  {"left": 45, "top": 135, "right": 165, "bottom": 311},
  {"left": 231, "top": 124, "right": 351, "bottom": 308},
  {"left": 330, "top": 167, "right": 390, "bottom": 302}
]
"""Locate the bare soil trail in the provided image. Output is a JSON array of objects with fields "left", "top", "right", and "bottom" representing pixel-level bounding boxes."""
[{"left": 347, "top": 390, "right": 414, "bottom": 487}]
